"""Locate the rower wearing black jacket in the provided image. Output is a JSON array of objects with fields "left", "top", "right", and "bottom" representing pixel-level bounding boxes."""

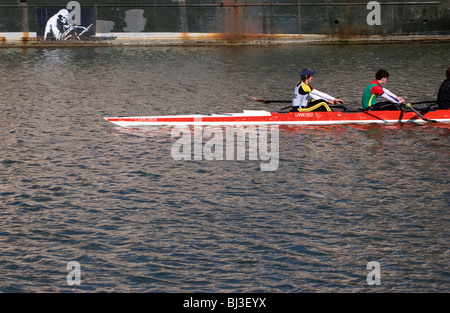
[{"left": 437, "top": 66, "right": 450, "bottom": 110}]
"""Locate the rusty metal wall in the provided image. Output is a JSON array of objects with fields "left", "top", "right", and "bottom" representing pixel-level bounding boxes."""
[{"left": 1, "top": 0, "right": 449, "bottom": 44}]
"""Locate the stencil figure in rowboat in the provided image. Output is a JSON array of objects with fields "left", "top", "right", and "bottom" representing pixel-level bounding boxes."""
[{"left": 43, "top": 9, "right": 71, "bottom": 40}]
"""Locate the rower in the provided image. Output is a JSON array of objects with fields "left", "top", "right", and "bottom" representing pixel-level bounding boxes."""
[
  {"left": 292, "top": 69, "right": 344, "bottom": 112},
  {"left": 437, "top": 66, "right": 450, "bottom": 110},
  {"left": 362, "top": 69, "right": 406, "bottom": 110}
]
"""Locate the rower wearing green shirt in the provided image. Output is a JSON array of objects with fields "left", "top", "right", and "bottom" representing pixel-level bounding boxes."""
[{"left": 362, "top": 69, "right": 406, "bottom": 110}]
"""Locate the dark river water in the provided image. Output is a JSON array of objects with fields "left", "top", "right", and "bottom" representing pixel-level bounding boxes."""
[{"left": 0, "top": 43, "right": 449, "bottom": 293}]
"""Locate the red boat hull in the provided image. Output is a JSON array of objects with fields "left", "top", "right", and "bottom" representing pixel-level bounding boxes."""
[{"left": 105, "top": 109, "right": 450, "bottom": 127}]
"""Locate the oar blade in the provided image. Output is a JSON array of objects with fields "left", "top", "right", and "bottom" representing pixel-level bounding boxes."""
[{"left": 251, "top": 96, "right": 267, "bottom": 103}]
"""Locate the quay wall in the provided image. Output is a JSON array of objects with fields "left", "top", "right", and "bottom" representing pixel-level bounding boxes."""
[{"left": 1, "top": 0, "right": 449, "bottom": 45}]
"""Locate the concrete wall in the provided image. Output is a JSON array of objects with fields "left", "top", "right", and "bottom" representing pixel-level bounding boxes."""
[{"left": 1, "top": 0, "right": 449, "bottom": 45}]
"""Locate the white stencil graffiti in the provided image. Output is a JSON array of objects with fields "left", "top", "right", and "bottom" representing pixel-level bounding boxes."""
[
  {"left": 43, "top": 1, "right": 93, "bottom": 40},
  {"left": 44, "top": 9, "right": 71, "bottom": 40},
  {"left": 124, "top": 9, "right": 147, "bottom": 32}
]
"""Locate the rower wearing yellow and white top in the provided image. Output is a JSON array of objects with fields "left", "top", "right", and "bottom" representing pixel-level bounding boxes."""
[{"left": 292, "top": 69, "right": 344, "bottom": 112}]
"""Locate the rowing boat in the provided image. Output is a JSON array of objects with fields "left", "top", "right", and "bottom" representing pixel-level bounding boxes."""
[
  {"left": 104, "top": 109, "right": 450, "bottom": 127},
  {"left": 104, "top": 108, "right": 450, "bottom": 127}
]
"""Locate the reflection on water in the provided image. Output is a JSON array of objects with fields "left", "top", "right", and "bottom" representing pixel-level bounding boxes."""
[{"left": 0, "top": 44, "right": 449, "bottom": 292}]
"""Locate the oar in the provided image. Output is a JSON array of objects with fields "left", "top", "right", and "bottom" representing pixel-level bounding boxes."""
[
  {"left": 251, "top": 96, "right": 291, "bottom": 104},
  {"left": 410, "top": 100, "right": 437, "bottom": 106},
  {"left": 410, "top": 106, "right": 437, "bottom": 123},
  {"left": 404, "top": 103, "right": 437, "bottom": 123}
]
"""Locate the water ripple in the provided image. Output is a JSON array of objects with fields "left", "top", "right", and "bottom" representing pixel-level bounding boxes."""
[{"left": 1, "top": 44, "right": 449, "bottom": 292}]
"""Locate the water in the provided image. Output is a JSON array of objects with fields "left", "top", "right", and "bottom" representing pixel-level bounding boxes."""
[{"left": 0, "top": 43, "right": 449, "bottom": 293}]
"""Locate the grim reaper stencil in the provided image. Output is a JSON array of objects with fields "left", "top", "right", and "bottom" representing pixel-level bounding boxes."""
[{"left": 41, "top": 4, "right": 94, "bottom": 41}]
